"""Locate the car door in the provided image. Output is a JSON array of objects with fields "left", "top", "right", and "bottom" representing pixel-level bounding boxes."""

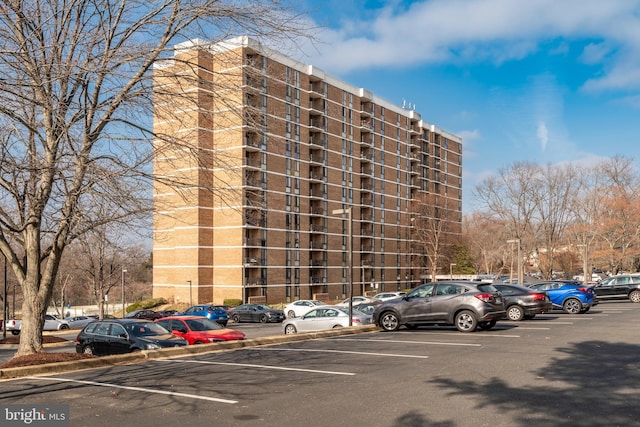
[
  {"left": 106, "top": 323, "right": 131, "bottom": 354},
  {"left": 428, "top": 284, "right": 466, "bottom": 321},
  {"left": 297, "top": 308, "right": 331, "bottom": 332},
  {"left": 400, "top": 284, "right": 436, "bottom": 323}
]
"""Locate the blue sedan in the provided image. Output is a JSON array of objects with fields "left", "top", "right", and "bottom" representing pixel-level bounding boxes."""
[
  {"left": 526, "top": 281, "right": 597, "bottom": 314},
  {"left": 176, "top": 305, "right": 228, "bottom": 326}
]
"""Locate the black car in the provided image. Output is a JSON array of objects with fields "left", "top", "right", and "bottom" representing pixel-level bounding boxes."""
[
  {"left": 75, "top": 319, "right": 187, "bottom": 355},
  {"left": 372, "top": 281, "right": 505, "bottom": 332},
  {"left": 592, "top": 275, "right": 640, "bottom": 302},
  {"left": 229, "top": 304, "right": 285, "bottom": 323},
  {"left": 124, "top": 309, "right": 163, "bottom": 320},
  {"left": 493, "top": 283, "right": 553, "bottom": 321}
]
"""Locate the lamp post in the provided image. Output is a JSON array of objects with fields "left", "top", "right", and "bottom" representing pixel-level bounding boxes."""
[
  {"left": 507, "top": 239, "right": 522, "bottom": 284},
  {"left": 3, "top": 252, "right": 6, "bottom": 339},
  {"left": 332, "top": 208, "right": 353, "bottom": 326},
  {"left": 450, "top": 263, "right": 456, "bottom": 280},
  {"left": 577, "top": 244, "right": 589, "bottom": 284},
  {"left": 121, "top": 268, "right": 127, "bottom": 318},
  {"left": 187, "top": 280, "right": 193, "bottom": 306}
]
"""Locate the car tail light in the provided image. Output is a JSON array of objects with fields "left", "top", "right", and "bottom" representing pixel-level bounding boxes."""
[
  {"left": 532, "top": 293, "right": 546, "bottom": 301},
  {"left": 352, "top": 318, "right": 361, "bottom": 324},
  {"left": 577, "top": 287, "right": 590, "bottom": 294},
  {"left": 475, "top": 293, "right": 494, "bottom": 303}
]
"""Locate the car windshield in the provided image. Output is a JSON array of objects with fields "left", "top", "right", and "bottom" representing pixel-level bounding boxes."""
[
  {"left": 185, "top": 318, "right": 222, "bottom": 331},
  {"left": 255, "top": 305, "right": 270, "bottom": 310},
  {"left": 126, "top": 322, "right": 169, "bottom": 336}
]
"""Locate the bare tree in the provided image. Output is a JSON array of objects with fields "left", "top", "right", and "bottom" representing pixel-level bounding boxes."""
[
  {"left": 462, "top": 212, "right": 510, "bottom": 275},
  {"left": 411, "top": 194, "right": 460, "bottom": 281},
  {"left": 0, "top": 1, "right": 311, "bottom": 356}
]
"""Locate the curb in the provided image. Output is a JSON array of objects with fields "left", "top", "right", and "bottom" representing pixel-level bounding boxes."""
[{"left": 0, "top": 325, "right": 380, "bottom": 380}]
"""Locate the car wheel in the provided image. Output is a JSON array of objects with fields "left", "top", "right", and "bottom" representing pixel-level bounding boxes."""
[
  {"left": 82, "top": 345, "right": 94, "bottom": 355},
  {"left": 219, "top": 321, "right": 228, "bottom": 327},
  {"left": 11, "top": 330, "right": 20, "bottom": 335},
  {"left": 379, "top": 311, "right": 400, "bottom": 331},
  {"left": 630, "top": 290, "right": 640, "bottom": 303},
  {"left": 563, "top": 298, "right": 582, "bottom": 314},
  {"left": 478, "top": 320, "right": 496, "bottom": 330},
  {"left": 506, "top": 305, "right": 525, "bottom": 321},
  {"left": 59, "top": 324, "right": 70, "bottom": 330},
  {"left": 284, "top": 324, "right": 297, "bottom": 334},
  {"left": 455, "top": 310, "right": 477, "bottom": 332},
  {"left": 232, "top": 314, "right": 240, "bottom": 323},
  {"left": 259, "top": 314, "right": 268, "bottom": 323},
  {"left": 287, "top": 310, "right": 296, "bottom": 318}
]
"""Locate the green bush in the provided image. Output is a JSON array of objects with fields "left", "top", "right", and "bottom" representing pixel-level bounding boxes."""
[
  {"left": 223, "top": 298, "right": 242, "bottom": 307},
  {"left": 126, "top": 297, "right": 168, "bottom": 313}
]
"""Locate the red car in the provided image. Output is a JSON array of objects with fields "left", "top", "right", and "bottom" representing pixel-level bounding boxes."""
[{"left": 155, "top": 315, "right": 245, "bottom": 345}]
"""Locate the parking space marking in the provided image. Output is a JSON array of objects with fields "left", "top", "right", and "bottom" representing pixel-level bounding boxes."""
[
  {"left": 155, "top": 359, "right": 355, "bottom": 376},
  {"left": 513, "top": 327, "right": 550, "bottom": 330},
  {"left": 258, "top": 348, "right": 430, "bottom": 359},
  {"left": 334, "top": 338, "right": 481, "bottom": 347},
  {"left": 411, "top": 332, "right": 520, "bottom": 338},
  {"left": 28, "top": 376, "right": 238, "bottom": 404}
]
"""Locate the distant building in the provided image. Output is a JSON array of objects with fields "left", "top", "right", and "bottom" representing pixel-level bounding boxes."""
[{"left": 152, "top": 36, "right": 462, "bottom": 305}]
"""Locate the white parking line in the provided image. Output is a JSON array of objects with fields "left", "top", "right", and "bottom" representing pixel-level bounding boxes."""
[
  {"left": 257, "top": 348, "right": 430, "bottom": 358},
  {"left": 513, "top": 327, "right": 550, "bottom": 330},
  {"left": 156, "top": 359, "right": 355, "bottom": 376},
  {"left": 409, "top": 332, "right": 520, "bottom": 338},
  {"left": 335, "top": 338, "right": 481, "bottom": 347},
  {"left": 28, "top": 376, "right": 237, "bottom": 404}
]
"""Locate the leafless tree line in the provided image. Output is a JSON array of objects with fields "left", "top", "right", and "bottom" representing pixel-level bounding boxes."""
[{"left": 467, "top": 156, "right": 640, "bottom": 279}]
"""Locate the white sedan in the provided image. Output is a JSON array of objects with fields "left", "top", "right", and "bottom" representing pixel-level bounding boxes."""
[
  {"left": 372, "top": 292, "right": 406, "bottom": 301},
  {"left": 283, "top": 300, "right": 324, "bottom": 318},
  {"left": 5, "top": 314, "right": 71, "bottom": 335},
  {"left": 282, "top": 306, "right": 372, "bottom": 334},
  {"left": 335, "top": 296, "right": 375, "bottom": 307}
]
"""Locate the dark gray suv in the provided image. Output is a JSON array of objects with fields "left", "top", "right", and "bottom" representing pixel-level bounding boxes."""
[{"left": 372, "top": 281, "right": 506, "bottom": 332}]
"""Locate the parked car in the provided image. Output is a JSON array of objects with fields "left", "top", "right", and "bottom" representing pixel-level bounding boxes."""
[
  {"left": 372, "top": 292, "right": 406, "bottom": 301},
  {"left": 64, "top": 315, "right": 98, "bottom": 329},
  {"left": 283, "top": 300, "right": 324, "bottom": 318},
  {"left": 155, "top": 316, "right": 245, "bottom": 345},
  {"left": 372, "top": 281, "right": 505, "bottom": 332},
  {"left": 592, "top": 275, "right": 640, "bottom": 302},
  {"left": 156, "top": 309, "right": 179, "bottom": 317},
  {"left": 282, "top": 306, "right": 372, "bottom": 334},
  {"left": 229, "top": 304, "right": 285, "bottom": 323},
  {"left": 177, "top": 305, "right": 229, "bottom": 326},
  {"left": 335, "top": 296, "right": 376, "bottom": 307},
  {"left": 352, "top": 300, "right": 382, "bottom": 315},
  {"left": 493, "top": 284, "right": 553, "bottom": 321},
  {"left": 6, "top": 314, "right": 71, "bottom": 335},
  {"left": 124, "top": 309, "right": 164, "bottom": 321},
  {"left": 75, "top": 319, "right": 187, "bottom": 355},
  {"left": 526, "top": 281, "right": 597, "bottom": 314}
]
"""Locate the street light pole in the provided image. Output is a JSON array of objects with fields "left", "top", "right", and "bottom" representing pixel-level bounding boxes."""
[
  {"left": 187, "top": 280, "right": 192, "bottom": 306},
  {"left": 121, "top": 268, "right": 127, "bottom": 318},
  {"left": 3, "top": 252, "right": 6, "bottom": 339},
  {"left": 450, "top": 263, "right": 456, "bottom": 280},
  {"left": 333, "top": 208, "right": 353, "bottom": 326},
  {"left": 507, "top": 239, "right": 522, "bottom": 284}
]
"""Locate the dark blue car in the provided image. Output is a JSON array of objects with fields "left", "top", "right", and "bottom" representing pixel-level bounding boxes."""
[
  {"left": 177, "top": 304, "right": 228, "bottom": 326},
  {"left": 526, "top": 281, "right": 597, "bottom": 314}
]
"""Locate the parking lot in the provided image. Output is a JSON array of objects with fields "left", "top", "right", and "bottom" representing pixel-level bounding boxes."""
[{"left": 1, "top": 301, "right": 639, "bottom": 426}]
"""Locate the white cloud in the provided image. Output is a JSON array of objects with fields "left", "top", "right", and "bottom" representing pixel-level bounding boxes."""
[
  {"left": 303, "top": 0, "right": 640, "bottom": 91},
  {"left": 536, "top": 122, "right": 549, "bottom": 151}
]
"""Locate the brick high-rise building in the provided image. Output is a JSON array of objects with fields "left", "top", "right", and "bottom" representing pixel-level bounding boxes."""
[{"left": 152, "top": 36, "right": 462, "bottom": 306}]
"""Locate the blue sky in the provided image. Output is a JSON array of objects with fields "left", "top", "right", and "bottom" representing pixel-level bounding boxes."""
[{"left": 294, "top": 0, "right": 640, "bottom": 212}]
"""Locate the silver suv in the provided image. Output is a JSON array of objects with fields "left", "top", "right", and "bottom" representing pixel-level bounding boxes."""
[{"left": 372, "top": 281, "right": 506, "bottom": 332}]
